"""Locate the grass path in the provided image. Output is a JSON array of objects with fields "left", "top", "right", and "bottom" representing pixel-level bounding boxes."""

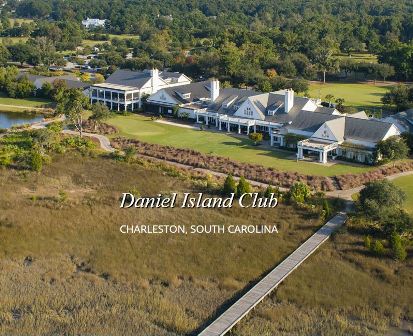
[{"left": 107, "top": 114, "right": 373, "bottom": 176}]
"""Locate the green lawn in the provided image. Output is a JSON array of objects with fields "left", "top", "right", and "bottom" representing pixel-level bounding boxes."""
[
  {"left": 333, "top": 52, "right": 378, "bottom": 64},
  {"left": 0, "top": 93, "right": 53, "bottom": 108},
  {"left": 393, "top": 175, "right": 413, "bottom": 214},
  {"left": 0, "top": 36, "right": 29, "bottom": 44},
  {"left": 308, "top": 82, "right": 390, "bottom": 111},
  {"left": 82, "top": 34, "right": 138, "bottom": 47},
  {"left": 107, "top": 114, "right": 373, "bottom": 176}
]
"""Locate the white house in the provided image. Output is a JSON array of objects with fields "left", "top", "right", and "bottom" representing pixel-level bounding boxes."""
[
  {"left": 146, "top": 81, "right": 401, "bottom": 164},
  {"left": 89, "top": 69, "right": 191, "bottom": 112},
  {"left": 82, "top": 18, "right": 107, "bottom": 29}
]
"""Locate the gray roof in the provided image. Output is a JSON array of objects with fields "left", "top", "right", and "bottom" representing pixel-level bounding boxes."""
[
  {"left": 105, "top": 69, "right": 188, "bottom": 89},
  {"left": 383, "top": 109, "right": 413, "bottom": 133},
  {"left": 18, "top": 72, "right": 88, "bottom": 89},
  {"left": 208, "top": 88, "right": 260, "bottom": 115},
  {"left": 286, "top": 111, "right": 340, "bottom": 133},
  {"left": 314, "top": 106, "right": 337, "bottom": 114},
  {"left": 344, "top": 117, "right": 393, "bottom": 142},
  {"left": 163, "top": 81, "right": 211, "bottom": 104},
  {"left": 105, "top": 69, "right": 152, "bottom": 88},
  {"left": 287, "top": 111, "right": 394, "bottom": 142}
]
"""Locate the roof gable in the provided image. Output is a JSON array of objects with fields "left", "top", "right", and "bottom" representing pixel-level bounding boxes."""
[{"left": 312, "top": 117, "right": 345, "bottom": 142}]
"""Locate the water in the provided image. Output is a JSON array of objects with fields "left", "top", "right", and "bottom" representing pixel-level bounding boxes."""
[{"left": 0, "top": 111, "right": 44, "bottom": 129}]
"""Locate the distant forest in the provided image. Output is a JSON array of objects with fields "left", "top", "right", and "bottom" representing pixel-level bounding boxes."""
[{"left": 0, "top": 0, "right": 413, "bottom": 88}]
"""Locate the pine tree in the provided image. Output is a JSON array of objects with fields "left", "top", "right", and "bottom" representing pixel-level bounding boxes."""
[
  {"left": 236, "top": 176, "right": 251, "bottom": 198},
  {"left": 222, "top": 174, "right": 237, "bottom": 196},
  {"left": 390, "top": 233, "right": 407, "bottom": 261}
]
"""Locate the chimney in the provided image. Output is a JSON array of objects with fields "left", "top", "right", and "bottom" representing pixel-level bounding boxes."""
[
  {"left": 211, "top": 79, "right": 220, "bottom": 102},
  {"left": 150, "top": 68, "right": 160, "bottom": 92},
  {"left": 285, "top": 88, "right": 294, "bottom": 113}
]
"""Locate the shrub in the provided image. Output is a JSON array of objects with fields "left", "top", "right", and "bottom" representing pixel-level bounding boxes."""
[
  {"left": 124, "top": 146, "right": 136, "bottom": 163},
  {"left": 222, "top": 174, "right": 237, "bottom": 196},
  {"left": 264, "top": 185, "right": 278, "bottom": 198},
  {"left": 111, "top": 138, "right": 338, "bottom": 191},
  {"left": 289, "top": 182, "right": 311, "bottom": 203},
  {"left": 29, "top": 150, "right": 43, "bottom": 172},
  {"left": 390, "top": 233, "right": 407, "bottom": 261},
  {"left": 358, "top": 180, "right": 406, "bottom": 219},
  {"left": 236, "top": 176, "right": 252, "bottom": 198},
  {"left": 249, "top": 132, "right": 263, "bottom": 145},
  {"left": 322, "top": 199, "right": 332, "bottom": 218},
  {"left": 364, "top": 235, "right": 372, "bottom": 249},
  {"left": 371, "top": 240, "right": 385, "bottom": 256}
]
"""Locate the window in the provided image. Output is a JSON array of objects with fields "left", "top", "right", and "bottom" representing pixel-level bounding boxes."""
[{"left": 244, "top": 107, "right": 253, "bottom": 116}]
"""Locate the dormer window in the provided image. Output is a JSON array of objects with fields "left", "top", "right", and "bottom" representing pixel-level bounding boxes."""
[{"left": 182, "top": 92, "right": 191, "bottom": 99}]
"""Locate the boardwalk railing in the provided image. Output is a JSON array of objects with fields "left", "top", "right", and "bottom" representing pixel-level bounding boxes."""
[{"left": 198, "top": 212, "right": 347, "bottom": 336}]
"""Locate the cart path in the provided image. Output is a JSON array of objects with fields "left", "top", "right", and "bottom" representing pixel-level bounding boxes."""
[{"left": 198, "top": 212, "right": 347, "bottom": 336}]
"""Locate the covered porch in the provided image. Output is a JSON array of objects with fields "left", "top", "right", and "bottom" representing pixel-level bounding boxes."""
[
  {"left": 297, "top": 139, "right": 339, "bottom": 164},
  {"left": 194, "top": 111, "right": 280, "bottom": 136}
]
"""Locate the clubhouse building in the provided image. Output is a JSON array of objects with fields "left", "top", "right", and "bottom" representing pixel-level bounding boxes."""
[
  {"left": 89, "top": 69, "right": 191, "bottom": 112},
  {"left": 92, "top": 69, "right": 401, "bottom": 164}
]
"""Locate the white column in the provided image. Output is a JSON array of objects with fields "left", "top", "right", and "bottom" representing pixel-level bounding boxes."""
[
  {"left": 219, "top": 120, "right": 222, "bottom": 131},
  {"left": 206, "top": 117, "right": 209, "bottom": 126},
  {"left": 298, "top": 147, "right": 304, "bottom": 159},
  {"left": 254, "top": 125, "right": 257, "bottom": 133},
  {"left": 238, "top": 124, "right": 241, "bottom": 134},
  {"left": 270, "top": 134, "right": 274, "bottom": 146},
  {"left": 323, "top": 151, "right": 328, "bottom": 164},
  {"left": 247, "top": 125, "right": 250, "bottom": 135},
  {"left": 215, "top": 118, "right": 218, "bottom": 127},
  {"left": 319, "top": 151, "right": 323, "bottom": 163},
  {"left": 227, "top": 122, "right": 230, "bottom": 132},
  {"left": 196, "top": 114, "right": 199, "bottom": 123}
]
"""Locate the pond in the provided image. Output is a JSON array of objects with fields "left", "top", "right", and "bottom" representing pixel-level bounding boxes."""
[{"left": 0, "top": 111, "right": 44, "bottom": 129}]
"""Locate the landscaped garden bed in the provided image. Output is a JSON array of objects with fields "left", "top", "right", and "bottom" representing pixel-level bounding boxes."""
[{"left": 112, "top": 137, "right": 413, "bottom": 191}]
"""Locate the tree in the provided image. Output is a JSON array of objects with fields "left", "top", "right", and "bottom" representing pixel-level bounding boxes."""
[
  {"left": 249, "top": 132, "right": 263, "bottom": 145},
  {"left": 80, "top": 73, "right": 91, "bottom": 83},
  {"left": 377, "top": 136, "right": 409, "bottom": 163},
  {"left": 94, "top": 73, "right": 105, "bottom": 84},
  {"left": 259, "top": 80, "right": 272, "bottom": 92},
  {"left": 8, "top": 42, "right": 33, "bottom": 65},
  {"left": 236, "top": 176, "right": 251, "bottom": 198},
  {"left": 38, "top": 82, "right": 53, "bottom": 98},
  {"left": 390, "top": 233, "right": 407, "bottom": 261},
  {"left": 376, "top": 63, "right": 395, "bottom": 82},
  {"left": 289, "top": 182, "right": 311, "bottom": 203},
  {"left": 335, "top": 98, "right": 345, "bottom": 112},
  {"left": 358, "top": 180, "right": 406, "bottom": 219},
  {"left": 325, "top": 94, "right": 334, "bottom": 107},
  {"left": 401, "top": 132, "right": 413, "bottom": 154},
  {"left": 222, "top": 174, "right": 237, "bottom": 196},
  {"left": 0, "top": 45, "right": 10, "bottom": 66},
  {"left": 56, "top": 88, "right": 90, "bottom": 137},
  {"left": 381, "top": 85, "right": 412, "bottom": 111},
  {"left": 312, "top": 38, "right": 338, "bottom": 84},
  {"left": 90, "top": 103, "right": 113, "bottom": 131},
  {"left": 29, "top": 149, "right": 43, "bottom": 172},
  {"left": 371, "top": 240, "right": 385, "bottom": 256},
  {"left": 264, "top": 185, "right": 278, "bottom": 198}
]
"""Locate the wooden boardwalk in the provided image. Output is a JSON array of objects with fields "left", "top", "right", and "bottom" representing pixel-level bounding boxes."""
[{"left": 198, "top": 212, "right": 347, "bottom": 336}]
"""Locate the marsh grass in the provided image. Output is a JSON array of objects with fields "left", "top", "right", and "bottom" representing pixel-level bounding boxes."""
[{"left": 0, "top": 153, "right": 319, "bottom": 335}]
